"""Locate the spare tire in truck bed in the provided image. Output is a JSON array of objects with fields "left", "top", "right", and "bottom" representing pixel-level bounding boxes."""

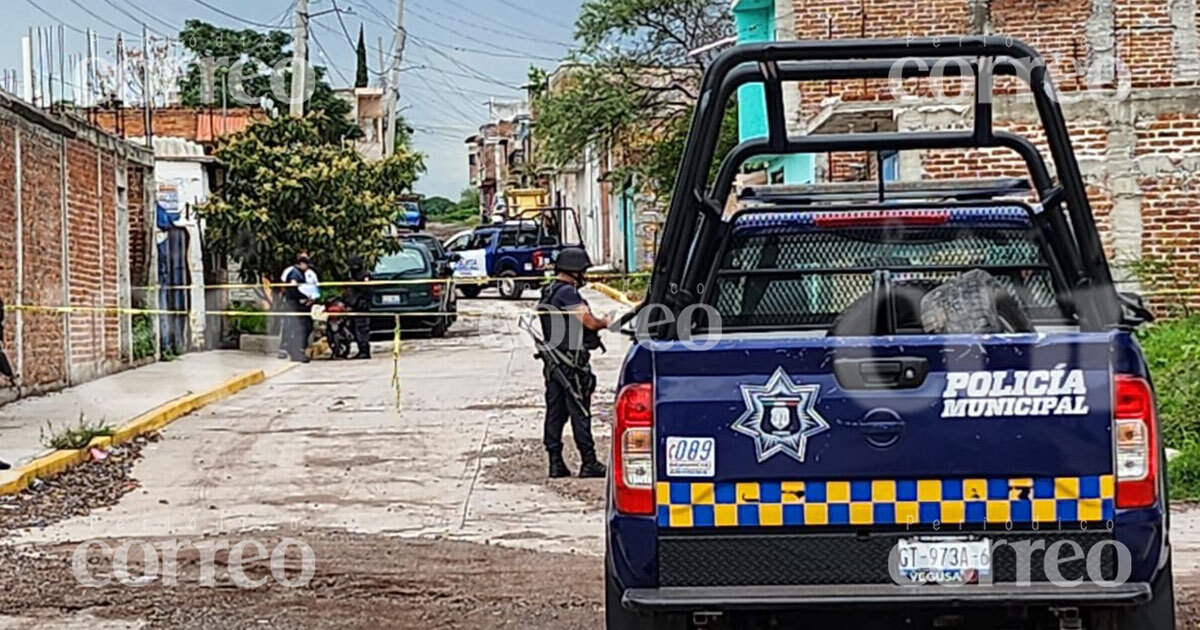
[{"left": 920, "top": 269, "right": 1035, "bottom": 334}]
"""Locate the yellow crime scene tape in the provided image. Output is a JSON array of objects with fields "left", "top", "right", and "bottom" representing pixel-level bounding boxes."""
[
  {"left": 125, "top": 271, "right": 653, "bottom": 292},
  {"left": 2, "top": 286, "right": 635, "bottom": 414}
]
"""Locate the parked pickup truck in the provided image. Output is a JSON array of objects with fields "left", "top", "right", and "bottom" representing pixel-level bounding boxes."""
[
  {"left": 606, "top": 37, "right": 1172, "bottom": 630},
  {"left": 444, "top": 220, "right": 562, "bottom": 299}
]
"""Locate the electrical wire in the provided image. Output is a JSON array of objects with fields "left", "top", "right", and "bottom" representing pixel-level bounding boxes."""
[
  {"left": 98, "top": 0, "right": 171, "bottom": 37},
  {"left": 20, "top": 0, "right": 117, "bottom": 40},
  {"left": 64, "top": 0, "right": 142, "bottom": 37},
  {"left": 492, "top": 0, "right": 574, "bottom": 30},
  {"left": 309, "top": 29, "right": 353, "bottom": 85},
  {"left": 186, "top": 0, "right": 284, "bottom": 29}
]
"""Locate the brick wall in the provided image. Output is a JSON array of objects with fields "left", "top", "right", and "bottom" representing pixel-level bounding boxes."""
[
  {"left": 0, "top": 97, "right": 154, "bottom": 403},
  {"left": 791, "top": 0, "right": 1200, "bottom": 312},
  {"left": 19, "top": 125, "right": 67, "bottom": 387},
  {"left": 87, "top": 106, "right": 264, "bottom": 143}
]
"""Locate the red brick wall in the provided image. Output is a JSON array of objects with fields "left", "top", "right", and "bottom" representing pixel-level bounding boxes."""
[
  {"left": 65, "top": 139, "right": 104, "bottom": 367},
  {"left": 0, "top": 105, "right": 152, "bottom": 399},
  {"left": 100, "top": 154, "right": 120, "bottom": 361},
  {"left": 0, "top": 119, "right": 16, "bottom": 334},
  {"left": 19, "top": 127, "right": 67, "bottom": 387},
  {"left": 127, "top": 167, "right": 149, "bottom": 292}
]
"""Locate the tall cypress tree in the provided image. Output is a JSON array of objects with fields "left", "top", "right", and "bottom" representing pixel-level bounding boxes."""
[{"left": 355, "top": 26, "right": 369, "bottom": 88}]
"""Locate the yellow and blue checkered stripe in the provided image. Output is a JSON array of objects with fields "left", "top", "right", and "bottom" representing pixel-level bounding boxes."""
[{"left": 656, "top": 476, "right": 1115, "bottom": 529}]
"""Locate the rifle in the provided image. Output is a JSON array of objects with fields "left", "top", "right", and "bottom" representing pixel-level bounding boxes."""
[{"left": 518, "top": 313, "right": 594, "bottom": 410}]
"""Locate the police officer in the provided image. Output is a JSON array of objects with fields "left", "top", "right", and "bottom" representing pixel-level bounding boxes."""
[
  {"left": 281, "top": 255, "right": 313, "bottom": 363},
  {"left": 536, "top": 247, "right": 610, "bottom": 479},
  {"left": 346, "top": 256, "right": 372, "bottom": 360}
]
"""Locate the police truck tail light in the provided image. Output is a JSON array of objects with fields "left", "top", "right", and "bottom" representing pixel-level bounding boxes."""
[
  {"left": 1115, "top": 375, "right": 1158, "bottom": 509},
  {"left": 431, "top": 282, "right": 443, "bottom": 299},
  {"left": 532, "top": 251, "right": 545, "bottom": 270},
  {"left": 615, "top": 384, "right": 654, "bottom": 515}
]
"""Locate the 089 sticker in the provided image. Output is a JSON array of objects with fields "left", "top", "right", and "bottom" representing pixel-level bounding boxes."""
[{"left": 666, "top": 437, "right": 715, "bottom": 477}]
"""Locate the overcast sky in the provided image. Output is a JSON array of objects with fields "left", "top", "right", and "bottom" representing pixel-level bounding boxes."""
[{"left": 0, "top": 0, "right": 585, "bottom": 199}]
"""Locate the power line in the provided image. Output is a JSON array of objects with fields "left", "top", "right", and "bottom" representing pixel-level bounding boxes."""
[
  {"left": 186, "top": 0, "right": 283, "bottom": 29},
  {"left": 20, "top": 0, "right": 117, "bottom": 40},
  {"left": 98, "top": 0, "right": 171, "bottom": 37},
  {"left": 310, "top": 29, "right": 352, "bottom": 85},
  {"left": 117, "top": 0, "right": 182, "bottom": 33},
  {"left": 423, "top": 0, "right": 572, "bottom": 46},
  {"left": 404, "top": 8, "right": 562, "bottom": 61},
  {"left": 64, "top": 0, "right": 141, "bottom": 37},
  {"left": 407, "top": 2, "right": 570, "bottom": 51},
  {"left": 492, "top": 0, "right": 574, "bottom": 29}
]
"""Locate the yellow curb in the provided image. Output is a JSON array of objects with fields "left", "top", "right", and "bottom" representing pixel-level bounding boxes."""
[
  {"left": 0, "top": 368, "right": 268, "bottom": 497},
  {"left": 591, "top": 282, "right": 638, "bottom": 308}
]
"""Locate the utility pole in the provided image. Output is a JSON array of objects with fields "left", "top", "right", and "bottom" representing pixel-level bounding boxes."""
[
  {"left": 384, "top": 0, "right": 406, "bottom": 156},
  {"left": 143, "top": 25, "right": 153, "bottom": 148},
  {"left": 290, "top": 0, "right": 310, "bottom": 116}
]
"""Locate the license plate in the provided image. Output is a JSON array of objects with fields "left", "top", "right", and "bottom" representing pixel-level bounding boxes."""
[
  {"left": 895, "top": 537, "right": 991, "bottom": 584},
  {"left": 665, "top": 437, "right": 715, "bottom": 477},
  {"left": 381, "top": 294, "right": 406, "bottom": 305}
]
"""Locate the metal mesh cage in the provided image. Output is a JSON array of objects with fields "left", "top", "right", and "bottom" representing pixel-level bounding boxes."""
[{"left": 713, "top": 225, "right": 1063, "bottom": 329}]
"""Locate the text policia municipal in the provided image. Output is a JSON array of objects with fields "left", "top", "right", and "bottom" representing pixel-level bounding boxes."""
[{"left": 942, "top": 367, "right": 1089, "bottom": 419}]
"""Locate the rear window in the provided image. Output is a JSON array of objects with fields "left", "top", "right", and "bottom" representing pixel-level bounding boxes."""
[
  {"left": 712, "top": 209, "right": 1065, "bottom": 330},
  {"left": 376, "top": 249, "right": 430, "bottom": 276}
]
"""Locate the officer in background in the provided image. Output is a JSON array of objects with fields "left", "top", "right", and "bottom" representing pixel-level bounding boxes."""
[
  {"left": 346, "top": 256, "right": 372, "bottom": 360},
  {"left": 536, "top": 247, "right": 610, "bottom": 479},
  {"left": 281, "top": 255, "right": 313, "bottom": 363}
]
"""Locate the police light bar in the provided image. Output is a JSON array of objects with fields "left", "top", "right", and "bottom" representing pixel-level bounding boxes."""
[{"left": 812, "top": 210, "right": 951, "bottom": 229}]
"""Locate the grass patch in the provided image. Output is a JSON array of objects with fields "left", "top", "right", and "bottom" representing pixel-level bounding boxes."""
[
  {"left": 1169, "top": 439, "right": 1200, "bottom": 501},
  {"left": 1138, "top": 317, "right": 1200, "bottom": 502},
  {"left": 1137, "top": 316, "right": 1200, "bottom": 449},
  {"left": 132, "top": 313, "right": 155, "bottom": 361},
  {"left": 40, "top": 413, "right": 116, "bottom": 450},
  {"left": 228, "top": 302, "right": 268, "bottom": 336},
  {"left": 602, "top": 274, "right": 649, "bottom": 302}
]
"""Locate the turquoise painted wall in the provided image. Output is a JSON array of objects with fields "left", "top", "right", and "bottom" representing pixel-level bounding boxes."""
[{"left": 731, "top": 0, "right": 814, "bottom": 184}]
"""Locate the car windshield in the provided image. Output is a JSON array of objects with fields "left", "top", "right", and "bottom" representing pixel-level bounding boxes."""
[{"left": 375, "top": 248, "right": 429, "bottom": 277}]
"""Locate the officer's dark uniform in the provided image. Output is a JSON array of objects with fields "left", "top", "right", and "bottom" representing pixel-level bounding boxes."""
[
  {"left": 281, "top": 263, "right": 311, "bottom": 362},
  {"left": 536, "top": 248, "right": 606, "bottom": 479},
  {"left": 346, "top": 256, "right": 372, "bottom": 359}
]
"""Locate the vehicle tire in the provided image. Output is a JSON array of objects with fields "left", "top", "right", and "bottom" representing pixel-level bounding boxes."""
[
  {"left": 458, "top": 284, "right": 483, "bottom": 299},
  {"left": 497, "top": 270, "right": 524, "bottom": 300},
  {"left": 605, "top": 571, "right": 686, "bottom": 630},
  {"left": 920, "top": 269, "right": 1034, "bottom": 334},
  {"left": 327, "top": 323, "right": 352, "bottom": 359},
  {"left": 430, "top": 319, "right": 449, "bottom": 338},
  {"left": 1090, "top": 563, "right": 1175, "bottom": 629}
]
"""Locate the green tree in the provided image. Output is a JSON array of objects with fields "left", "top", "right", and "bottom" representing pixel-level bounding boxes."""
[
  {"left": 177, "top": 20, "right": 360, "bottom": 143},
  {"left": 201, "top": 115, "right": 425, "bottom": 282},
  {"left": 531, "top": 0, "right": 735, "bottom": 201},
  {"left": 355, "top": 26, "right": 369, "bottom": 88},
  {"left": 423, "top": 195, "right": 456, "bottom": 218}
]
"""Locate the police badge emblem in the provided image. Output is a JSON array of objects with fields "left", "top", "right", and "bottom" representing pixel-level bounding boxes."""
[{"left": 732, "top": 367, "right": 829, "bottom": 463}]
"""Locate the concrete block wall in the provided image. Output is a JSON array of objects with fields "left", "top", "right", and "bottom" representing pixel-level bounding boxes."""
[{"left": 0, "top": 95, "right": 154, "bottom": 404}]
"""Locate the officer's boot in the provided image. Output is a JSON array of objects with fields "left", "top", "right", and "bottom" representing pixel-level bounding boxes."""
[
  {"left": 548, "top": 450, "right": 571, "bottom": 479},
  {"left": 578, "top": 451, "right": 607, "bottom": 479}
]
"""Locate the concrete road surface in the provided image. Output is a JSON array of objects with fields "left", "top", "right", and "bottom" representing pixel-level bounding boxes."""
[
  {"left": 4, "top": 288, "right": 1200, "bottom": 629},
  {"left": 0, "top": 289, "right": 629, "bottom": 628}
]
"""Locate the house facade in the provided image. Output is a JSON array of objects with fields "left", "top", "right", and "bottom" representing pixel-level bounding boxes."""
[{"left": 761, "top": 0, "right": 1200, "bottom": 309}]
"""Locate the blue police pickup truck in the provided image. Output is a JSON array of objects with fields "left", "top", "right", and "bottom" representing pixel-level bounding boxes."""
[
  {"left": 444, "top": 220, "right": 562, "bottom": 299},
  {"left": 606, "top": 38, "right": 1173, "bottom": 629}
]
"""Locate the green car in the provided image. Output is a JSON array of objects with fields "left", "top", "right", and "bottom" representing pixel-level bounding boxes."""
[{"left": 369, "top": 243, "right": 457, "bottom": 337}]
